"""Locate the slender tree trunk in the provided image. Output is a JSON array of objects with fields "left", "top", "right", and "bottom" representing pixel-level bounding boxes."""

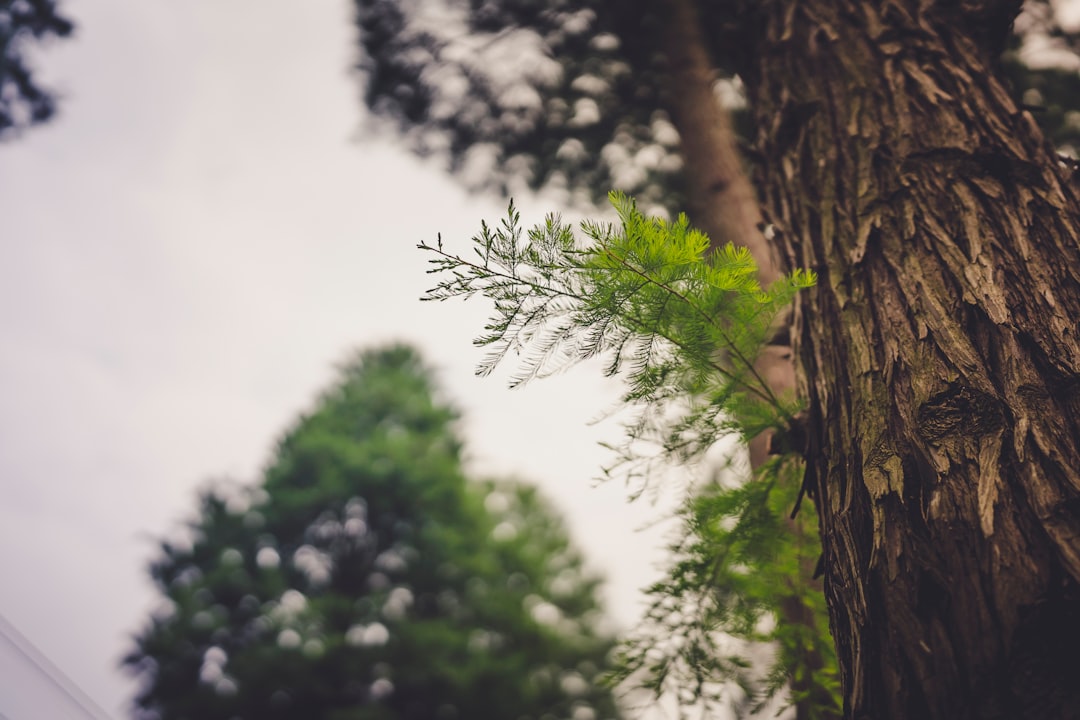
[
  {"left": 659, "top": 2, "right": 840, "bottom": 718},
  {"left": 743, "top": 1, "right": 1080, "bottom": 717},
  {"left": 659, "top": 0, "right": 797, "bottom": 461},
  {"left": 660, "top": 0, "right": 773, "bottom": 278}
]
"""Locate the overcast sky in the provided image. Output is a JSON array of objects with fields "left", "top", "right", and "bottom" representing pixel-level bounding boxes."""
[{"left": 0, "top": 2, "right": 682, "bottom": 718}]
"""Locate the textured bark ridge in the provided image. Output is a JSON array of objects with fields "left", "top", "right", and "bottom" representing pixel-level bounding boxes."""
[{"left": 744, "top": 2, "right": 1080, "bottom": 717}]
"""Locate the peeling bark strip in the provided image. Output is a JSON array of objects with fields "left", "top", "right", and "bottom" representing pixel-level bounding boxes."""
[{"left": 742, "top": 1, "right": 1080, "bottom": 718}]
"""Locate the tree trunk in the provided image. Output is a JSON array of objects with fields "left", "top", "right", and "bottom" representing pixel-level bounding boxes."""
[
  {"left": 660, "top": 0, "right": 773, "bottom": 278},
  {"left": 659, "top": 0, "right": 799, "bottom": 469},
  {"left": 743, "top": 1, "right": 1080, "bottom": 717},
  {"left": 659, "top": 3, "right": 840, "bottom": 718}
]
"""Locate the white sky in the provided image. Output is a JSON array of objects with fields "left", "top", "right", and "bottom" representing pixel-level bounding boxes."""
[{"left": 0, "top": 2, "right": 680, "bottom": 718}]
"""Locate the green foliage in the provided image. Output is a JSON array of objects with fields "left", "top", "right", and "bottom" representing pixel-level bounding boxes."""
[
  {"left": 125, "top": 345, "right": 621, "bottom": 720},
  {"left": 612, "top": 456, "right": 840, "bottom": 719},
  {"left": 421, "top": 191, "right": 813, "bottom": 485},
  {"left": 419, "top": 195, "right": 838, "bottom": 716}
]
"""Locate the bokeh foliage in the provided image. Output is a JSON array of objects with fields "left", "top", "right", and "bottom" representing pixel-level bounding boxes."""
[
  {"left": 0, "top": 0, "right": 73, "bottom": 138},
  {"left": 355, "top": 0, "right": 1080, "bottom": 218},
  {"left": 126, "top": 345, "right": 621, "bottom": 720}
]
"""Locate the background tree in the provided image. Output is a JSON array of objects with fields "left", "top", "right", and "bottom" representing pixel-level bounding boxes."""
[
  {"left": 125, "top": 345, "right": 621, "bottom": 720},
  {"left": 0, "top": 0, "right": 74, "bottom": 138},
  {"left": 362, "top": 1, "right": 1080, "bottom": 718}
]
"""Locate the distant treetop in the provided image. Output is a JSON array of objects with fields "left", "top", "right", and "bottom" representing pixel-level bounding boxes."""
[{"left": 125, "top": 344, "right": 622, "bottom": 720}]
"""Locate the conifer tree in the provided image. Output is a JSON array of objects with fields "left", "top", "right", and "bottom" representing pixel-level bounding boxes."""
[{"left": 125, "top": 345, "right": 621, "bottom": 720}]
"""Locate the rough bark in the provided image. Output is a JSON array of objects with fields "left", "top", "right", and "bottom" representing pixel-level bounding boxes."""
[{"left": 743, "top": 1, "right": 1080, "bottom": 717}]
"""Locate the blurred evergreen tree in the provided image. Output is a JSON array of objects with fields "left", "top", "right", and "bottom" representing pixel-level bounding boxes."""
[
  {"left": 0, "top": 0, "right": 73, "bottom": 138},
  {"left": 354, "top": 0, "right": 729, "bottom": 217},
  {"left": 125, "top": 345, "right": 621, "bottom": 720}
]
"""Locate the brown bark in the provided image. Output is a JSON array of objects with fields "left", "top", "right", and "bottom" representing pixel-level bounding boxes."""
[
  {"left": 659, "top": 0, "right": 794, "bottom": 462},
  {"left": 659, "top": 0, "right": 774, "bottom": 278},
  {"left": 744, "top": 2, "right": 1080, "bottom": 717}
]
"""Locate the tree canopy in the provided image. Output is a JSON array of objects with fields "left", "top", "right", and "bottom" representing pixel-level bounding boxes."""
[
  {"left": 0, "top": 0, "right": 74, "bottom": 138},
  {"left": 355, "top": 0, "right": 1080, "bottom": 218},
  {"left": 125, "top": 345, "right": 621, "bottom": 720},
  {"left": 355, "top": 0, "right": 690, "bottom": 213}
]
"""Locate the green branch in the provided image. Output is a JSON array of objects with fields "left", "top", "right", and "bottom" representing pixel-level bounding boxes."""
[{"left": 417, "top": 191, "right": 834, "bottom": 717}]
